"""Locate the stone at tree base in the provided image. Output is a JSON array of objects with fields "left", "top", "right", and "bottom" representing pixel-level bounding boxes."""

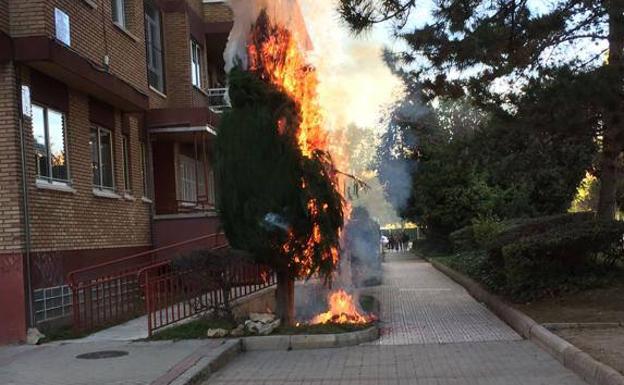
[
  {"left": 245, "top": 319, "right": 281, "bottom": 335},
  {"left": 26, "top": 328, "right": 45, "bottom": 345},
  {"left": 230, "top": 324, "right": 245, "bottom": 337},
  {"left": 258, "top": 319, "right": 281, "bottom": 336},
  {"left": 249, "top": 313, "right": 276, "bottom": 323},
  {"left": 206, "top": 328, "right": 229, "bottom": 338}
]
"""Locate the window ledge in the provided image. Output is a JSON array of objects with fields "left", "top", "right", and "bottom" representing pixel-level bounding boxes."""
[
  {"left": 141, "top": 196, "right": 153, "bottom": 204},
  {"left": 112, "top": 22, "right": 140, "bottom": 42},
  {"left": 193, "top": 85, "right": 208, "bottom": 96},
  {"left": 93, "top": 188, "right": 122, "bottom": 199},
  {"left": 36, "top": 180, "right": 76, "bottom": 194},
  {"left": 123, "top": 193, "right": 136, "bottom": 201},
  {"left": 82, "top": 0, "right": 97, "bottom": 9},
  {"left": 149, "top": 86, "right": 167, "bottom": 99}
]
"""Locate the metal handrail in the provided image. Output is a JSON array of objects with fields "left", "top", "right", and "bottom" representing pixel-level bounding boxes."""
[{"left": 67, "top": 233, "right": 226, "bottom": 287}]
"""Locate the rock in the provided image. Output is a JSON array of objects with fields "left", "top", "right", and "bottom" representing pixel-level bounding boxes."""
[
  {"left": 258, "top": 319, "right": 281, "bottom": 335},
  {"left": 244, "top": 320, "right": 258, "bottom": 333},
  {"left": 249, "top": 312, "right": 276, "bottom": 323},
  {"left": 26, "top": 328, "right": 45, "bottom": 345},
  {"left": 206, "top": 328, "right": 229, "bottom": 338},
  {"left": 230, "top": 324, "right": 245, "bottom": 337}
]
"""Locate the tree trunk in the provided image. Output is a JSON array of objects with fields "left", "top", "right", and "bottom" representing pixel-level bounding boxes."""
[
  {"left": 597, "top": 134, "right": 619, "bottom": 219},
  {"left": 598, "top": 0, "right": 624, "bottom": 220},
  {"left": 275, "top": 268, "right": 295, "bottom": 326}
]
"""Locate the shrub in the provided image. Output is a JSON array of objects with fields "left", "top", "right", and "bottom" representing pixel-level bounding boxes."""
[
  {"left": 500, "top": 219, "right": 624, "bottom": 300},
  {"left": 450, "top": 217, "right": 507, "bottom": 251},
  {"left": 485, "top": 212, "right": 595, "bottom": 257},
  {"left": 447, "top": 213, "right": 624, "bottom": 302},
  {"left": 448, "top": 226, "right": 477, "bottom": 251}
]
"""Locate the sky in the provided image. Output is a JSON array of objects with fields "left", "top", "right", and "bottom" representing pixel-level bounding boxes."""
[{"left": 298, "top": 0, "right": 404, "bottom": 132}]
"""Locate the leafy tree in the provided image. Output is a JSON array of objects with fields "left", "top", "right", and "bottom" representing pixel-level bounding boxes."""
[
  {"left": 377, "top": 62, "right": 595, "bottom": 236},
  {"left": 340, "top": 0, "right": 624, "bottom": 219},
  {"left": 215, "top": 68, "right": 344, "bottom": 325}
]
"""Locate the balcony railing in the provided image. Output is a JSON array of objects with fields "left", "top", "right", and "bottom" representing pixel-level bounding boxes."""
[{"left": 207, "top": 87, "right": 230, "bottom": 113}]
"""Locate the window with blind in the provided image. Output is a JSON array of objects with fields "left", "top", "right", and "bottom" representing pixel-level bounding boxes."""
[{"left": 145, "top": 1, "right": 165, "bottom": 92}]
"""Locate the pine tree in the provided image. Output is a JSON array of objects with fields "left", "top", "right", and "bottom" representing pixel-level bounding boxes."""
[
  {"left": 340, "top": 0, "right": 624, "bottom": 219},
  {"left": 215, "top": 68, "right": 344, "bottom": 325}
]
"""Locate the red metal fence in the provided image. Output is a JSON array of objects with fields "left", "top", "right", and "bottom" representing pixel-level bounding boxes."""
[
  {"left": 140, "top": 256, "right": 276, "bottom": 336},
  {"left": 67, "top": 233, "right": 229, "bottom": 333}
]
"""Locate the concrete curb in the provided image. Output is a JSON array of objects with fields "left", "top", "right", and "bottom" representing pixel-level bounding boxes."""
[
  {"left": 544, "top": 322, "right": 624, "bottom": 331},
  {"left": 241, "top": 325, "right": 379, "bottom": 351},
  {"left": 430, "top": 260, "right": 624, "bottom": 385},
  {"left": 153, "top": 339, "right": 242, "bottom": 385}
]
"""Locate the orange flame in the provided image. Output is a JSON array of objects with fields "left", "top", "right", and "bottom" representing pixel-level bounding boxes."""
[
  {"left": 248, "top": 13, "right": 346, "bottom": 277},
  {"left": 310, "top": 289, "right": 371, "bottom": 324},
  {"left": 248, "top": 20, "right": 327, "bottom": 158}
]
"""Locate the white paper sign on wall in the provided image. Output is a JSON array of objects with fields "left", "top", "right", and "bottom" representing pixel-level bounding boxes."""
[
  {"left": 21, "top": 85, "right": 31, "bottom": 118},
  {"left": 54, "top": 8, "right": 71, "bottom": 46}
]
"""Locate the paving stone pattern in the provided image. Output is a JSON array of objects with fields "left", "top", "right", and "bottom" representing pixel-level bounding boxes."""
[
  {"left": 209, "top": 341, "right": 586, "bottom": 385},
  {"left": 0, "top": 339, "right": 223, "bottom": 385},
  {"left": 369, "top": 255, "right": 520, "bottom": 345},
  {"left": 206, "top": 252, "right": 588, "bottom": 385}
]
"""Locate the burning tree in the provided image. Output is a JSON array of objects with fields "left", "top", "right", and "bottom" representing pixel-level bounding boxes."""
[{"left": 215, "top": 12, "right": 344, "bottom": 326}]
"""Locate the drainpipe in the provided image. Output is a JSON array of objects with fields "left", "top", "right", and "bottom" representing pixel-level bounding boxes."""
[{"left": 15, "top": 64, "right": 35, "bottom": 328}]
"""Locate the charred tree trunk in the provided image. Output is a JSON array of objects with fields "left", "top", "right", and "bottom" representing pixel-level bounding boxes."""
[
  {"left": 598, "top": 0, "right": 624, "bottom": 220},
  {"left": 275, "top": 268, "right": 295, "bottom": 326}
]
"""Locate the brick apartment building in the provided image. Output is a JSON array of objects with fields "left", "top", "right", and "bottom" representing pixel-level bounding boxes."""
[{"left": 0, "top": 0, "right": 234, "bottom": 344}]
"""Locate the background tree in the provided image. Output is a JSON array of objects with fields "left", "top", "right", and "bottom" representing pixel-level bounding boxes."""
[
  {"left": 377, "top": 60, "right": 596, "bottom": 236},
  {"left": 215, "top": 68, "right": 344, "bottom": 325},
  {"left": 340, "top": 0, "right": 624, "bottom": 219}
]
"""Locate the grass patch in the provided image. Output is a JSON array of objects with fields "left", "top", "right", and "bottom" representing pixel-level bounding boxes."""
[
  {"left": 39, "top": 324, "right": 90, "bottom": 344},
  {"left": 273, "top": 322, "right": 371, "bottom": 335},
  {"left": 359, "top": 295, "right": 376, "bottom": 313},
  {"left": 148, "top": 317, "right": 236, "bottom": 341}
]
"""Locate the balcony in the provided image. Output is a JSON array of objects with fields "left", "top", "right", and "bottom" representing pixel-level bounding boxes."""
[
  {"left": 151, "top": 129, "right": 218, "bottom": 217},
  {"left": 207, "top": 87, "right": 230, "bottom": 113}
]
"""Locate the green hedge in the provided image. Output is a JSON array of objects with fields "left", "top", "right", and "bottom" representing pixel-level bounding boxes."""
[
  {"left": 500, "top": 219, "right": 624, "bottom": 299},
  {"left": 447, "top": 213, "right": 624, "bottom": 301}
]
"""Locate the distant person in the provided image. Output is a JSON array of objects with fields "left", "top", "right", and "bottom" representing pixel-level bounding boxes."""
[
  {"left": 381, "top": 235, "right": 389, "bottom": 249},
  {"left": 401, "top": 232, "right": 410, "bottom": 251}
]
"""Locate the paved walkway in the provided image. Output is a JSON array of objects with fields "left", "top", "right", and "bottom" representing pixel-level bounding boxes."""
[
  {"left": 206, "top": 251, "right": 588, "bottom": 385},
  {"left": 368, "top": 255, "right": 519, "bottom": 345},
  {"left": 0, "top": 339, "right": 236, "bottom": 385}
]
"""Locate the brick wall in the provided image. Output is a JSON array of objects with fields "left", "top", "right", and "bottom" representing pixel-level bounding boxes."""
[
  {"left": 203, "top": 2, "right": 232, "bottom": 23},
  {"left": 19, "top": 66, "right": 152, "bottom": 253},
  {"left": 8, "top": 0, "right": 46, "bottom": 37},
  {"left": 0, "top": 63, "right": 24, "bottom": 252},
  {"left": 161, "top": 10, "right": 192, "bottom": 108},
  {"left": 0, "top": 0, "right": 8, "bottom": 33},
  {"left": 9, "top": 0, "right": 148, "bottom": 94},
  {"left": 186, "top": 0, "right": 203, "bottom": 17}
]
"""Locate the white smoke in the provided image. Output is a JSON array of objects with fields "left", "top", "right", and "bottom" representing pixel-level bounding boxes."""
[
  {"left": 224, "top": 0, "right": 312, "bottom": 71},
  {"left": 224, "top": 0, "right": 403, "bottom": 131}
]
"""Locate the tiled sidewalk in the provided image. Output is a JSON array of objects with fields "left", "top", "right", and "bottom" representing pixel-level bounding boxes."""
[
  {"left": 206, "top": 252, "right": 588, "bottom": 385},
  {"left": 0, "top": 339, "right": 236, "bottom": 385},
  {"left": 367, "top": 253, "right": 520, "bottom": 345}
]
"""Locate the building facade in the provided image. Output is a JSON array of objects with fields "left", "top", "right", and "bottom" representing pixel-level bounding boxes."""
[{"left": 0, "top": 0, "right": 232, "bottom": 344}]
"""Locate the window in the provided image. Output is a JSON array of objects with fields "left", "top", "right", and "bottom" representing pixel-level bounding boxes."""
[
  {"left": 190, "top": 40, "right": 202, "bottom": 88},
  {"left": 141, "top": 142, "right": 149, "bottom": 197},
  {"left": 178, "top": 155, "right": 197, "bottom": 203},
  {"left": 32, "top": 104, "right": 69, "bottom": 183},
  {"left": 122, "top": 134, "right": 131, "bottom": 191},
  {"left": 91, "top": 127, "right": 114, "bottom": 190},
  {"left": 111, "top": 0, "right": 126, "bottom": 27},
  {"left": 145, "top": 1, "right": 165, "bottom": 92}
]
